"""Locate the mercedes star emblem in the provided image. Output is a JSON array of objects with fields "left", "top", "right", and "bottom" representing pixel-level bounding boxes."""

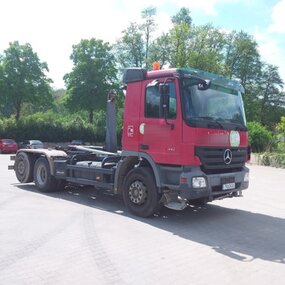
[{"left": 224, "top": 149, "right": 232, "bottom": 165}]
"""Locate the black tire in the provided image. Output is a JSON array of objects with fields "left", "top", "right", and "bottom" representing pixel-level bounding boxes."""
[
  {"left": 34, "top": 157, "right": 59, "bottom": 192},
  {"left": 123, "top": 167, "right": 161, "bottom": 218},
  {"left": 14, "top": 152, "right": 35, "bottom": 183}
]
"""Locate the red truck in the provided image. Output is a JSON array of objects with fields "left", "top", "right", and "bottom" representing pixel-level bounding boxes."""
[{"left": 10, "top": 66, "right": 250, "bottom": 217}]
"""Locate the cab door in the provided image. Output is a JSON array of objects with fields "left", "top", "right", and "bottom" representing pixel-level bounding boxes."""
[{"left": 138, "top": 78, "right": 181, "bottom": 164}]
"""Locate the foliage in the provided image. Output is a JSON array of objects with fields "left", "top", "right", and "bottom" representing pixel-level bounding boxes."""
[
  {"left": 247, "top": 121, "right": 273, "bottom": 152},
  {"left": 114, "top": 22, "right": 145, "bottom": 70},
  {"left": 0, "top": 112, "right": 105, "bottom": 144},
  {"left": 187, "top": 24, "right": 226, "bottom": 73},
  {"left": 275, "top": 116, "right": 285, "bottom": 153},
  {"left": 256, "top": 64, "right": 284, "bottom": 125},
  {"left": 171, "top": 7, "right": 192, "bottom": 25},
  {"left": 224, "top": 31, "right": 261, "bottom": 87},
  {"left": 276, "top": 116, "right": 285, "bottom": 134},
  {"left": 64, "top": 38, "right": 117, "bottom": 123},
  {"left": 148, "top": 33, "right": 171, "bottom": 68},
  {"left": 261, "top": 152, "right": 285, "bottom": 168},
  {"left": 0, "top": 41, "right": 52, "bottom": 120},
  {"left": 141, "top": 7, "right": 157, "bottom": 69}
]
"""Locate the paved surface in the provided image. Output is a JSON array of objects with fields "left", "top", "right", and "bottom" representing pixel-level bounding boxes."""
[{"left": 0, "top": 154, "right": 284, "bottom": 285}]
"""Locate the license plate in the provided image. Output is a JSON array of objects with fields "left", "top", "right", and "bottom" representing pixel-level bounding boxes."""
[{"left": 222, "top": 183, "right": 235, "bottom": 190}]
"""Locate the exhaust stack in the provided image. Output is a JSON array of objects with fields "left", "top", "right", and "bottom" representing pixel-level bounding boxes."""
[{"left": 105, "top": 90, "right": 117, "bottom": 153}]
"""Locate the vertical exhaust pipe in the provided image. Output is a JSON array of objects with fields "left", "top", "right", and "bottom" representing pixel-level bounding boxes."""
[{"left": 105, "top": 89, "right": 117, "bottom": 153}]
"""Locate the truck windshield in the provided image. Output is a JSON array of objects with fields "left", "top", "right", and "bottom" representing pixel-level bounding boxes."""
[{"left": 181, "top": 78, "right": 247, "bottom": 131}]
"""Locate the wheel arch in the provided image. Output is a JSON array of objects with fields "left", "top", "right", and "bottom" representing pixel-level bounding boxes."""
[
  {"left": 16, "top": 149, "right": 67, "bottom": 176},
  {"left": 114, "top": 151, "right": 161, "bottom": 195}
]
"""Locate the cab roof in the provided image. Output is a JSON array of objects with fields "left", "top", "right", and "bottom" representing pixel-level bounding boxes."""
[{"left": 123, "top": 67, "right": 244, "bottom": 92}]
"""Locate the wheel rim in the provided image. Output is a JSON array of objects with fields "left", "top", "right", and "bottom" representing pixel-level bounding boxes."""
[
  {"left": 17, "top": 159, "right": 25, "bottom": 175},
  {"left": 128, "top": 180, "right": 147, "bottom": 205},
  {"left": 36, "top": 164, "right": 47, "bottom": 186}
]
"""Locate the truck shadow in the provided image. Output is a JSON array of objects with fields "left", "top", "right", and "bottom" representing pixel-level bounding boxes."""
[{"left": 14, "top": 183, "right": 285, "bottom": 265}]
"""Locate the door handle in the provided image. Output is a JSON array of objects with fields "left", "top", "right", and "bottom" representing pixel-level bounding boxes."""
[{"left": 140, "top": 144, "right": 149, "bottom": 150}]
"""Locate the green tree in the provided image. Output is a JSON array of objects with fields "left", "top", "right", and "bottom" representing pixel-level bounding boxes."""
[
  {"left": 247, "top": 121, "right": 273, "bottom": 152},
  {"left": 114, "top": 22, "right": 145, "bottom": 70},
  {"left": 64, "top": 38, "right": 117, "bottom": 123},
  {"left": 169, "top": 28, "right": 191, "bottom": 67},
  {"left": 0, "top": 41, "right": 52, "bottom": 120},
  {"left": 276, "top": 116, "right": 285, "bottom": 134},
  {"left": 187, "top": 24, "right": 226, "bottom": 73},
  {"left": 257, "top": 64, "right": 284, "bottom": 125},
  {"left": 141, "top": 6, "right": 157, "bottom": 69},
  {"left": 168, "top": 7, "right": 192, "bottom": 67},
  {"left": 148, "top": 33, "right": 171, "bottom": 68},
  {"left": 224, "top": 31, "right": 261, "bottom": 86},
  {"left": 171, "top": 7, "right": 192, "bottom": 25}
]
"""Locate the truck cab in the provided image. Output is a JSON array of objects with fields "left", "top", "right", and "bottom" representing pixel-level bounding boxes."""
[{"left": 121, "top": 67, "right": 249, "bottom": 209}]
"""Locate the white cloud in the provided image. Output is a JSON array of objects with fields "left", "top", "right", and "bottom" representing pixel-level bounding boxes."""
[
  {"left": 255, "top": 29, "right": 285, "bottom": 84},
  {"left": 168, "top": 0, "right": 240, "bottom": 16},
  {"left": 268, "top": 0, "right": 285, "bottom": 33},
  {"left": 256, "top": 0, "right": 285, "bottom": 84}
]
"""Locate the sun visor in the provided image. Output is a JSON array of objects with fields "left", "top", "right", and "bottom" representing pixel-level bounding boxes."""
[{"left": 123, "top": 68, "right": 146, "bottom": 84}]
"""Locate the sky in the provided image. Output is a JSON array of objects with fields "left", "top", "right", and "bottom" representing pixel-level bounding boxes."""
[{"left": 0, "top": 0, "right": 284, "bottom": 89}]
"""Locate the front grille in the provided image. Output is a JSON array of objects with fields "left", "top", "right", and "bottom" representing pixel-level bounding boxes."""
[{"left": 195, "top": 146, "right": 247, "bottom": 174}]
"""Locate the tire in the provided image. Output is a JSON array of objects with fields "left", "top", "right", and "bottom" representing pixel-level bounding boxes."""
[
  {"left": 34, "top": 157, "right": 59, "bottom": 192},
  {"left": 123, "top": 167, "right": 161, "bottom": 218},
  {"left": 14, "top": 152, "right": 35, "bottom": 183}
]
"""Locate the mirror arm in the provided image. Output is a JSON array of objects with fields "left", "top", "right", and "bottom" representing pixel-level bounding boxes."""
[
  {"left": 162, "top": 105, "right": 174, "bottom": 129},
  {"left": 165, "top": 118, "right": 174, "bottom": 129}
]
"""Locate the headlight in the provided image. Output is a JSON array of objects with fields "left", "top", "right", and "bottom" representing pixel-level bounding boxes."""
[
  {"left": 192, "top": 177, "right": 207, "bottom": 188},
  {"left": 244, "top": 172, "right": 249, "bottom": 182}
]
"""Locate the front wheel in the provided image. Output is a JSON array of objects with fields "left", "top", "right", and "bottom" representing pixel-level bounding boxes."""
[{"left": 123, "top": 167, "right": 161, "bottom": 218}]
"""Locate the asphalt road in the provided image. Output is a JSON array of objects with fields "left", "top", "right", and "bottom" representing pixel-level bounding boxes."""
[{"left": 0, "top": 154, "right": 284, "bottom": 285}]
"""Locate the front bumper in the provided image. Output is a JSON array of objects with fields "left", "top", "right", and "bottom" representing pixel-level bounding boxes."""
[{"left": 177, "top": 166, "right": 249, "bottom": 201}]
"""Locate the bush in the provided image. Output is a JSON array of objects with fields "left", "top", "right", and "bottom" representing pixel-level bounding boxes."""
[
  {"left": 261, "top": 152, "right": 285, "bottom": 168},
  {"left": 0, "top": 112, "right": 106, "bottom": 144},
  {"left": 247, "top": 121, "right": 273, "bottom": 153},
  {"left": 275, "top": 116, "right": 285, "bottom": 153}
]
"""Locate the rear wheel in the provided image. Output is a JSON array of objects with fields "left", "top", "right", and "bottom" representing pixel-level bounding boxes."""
[
  {"left": 34, "top": 157, "right": 60, "bottom": 192},
  {"left": 123, "top": 167, "right": 161, "bottom": 218},
  {"left": 14, "top": 152, "right": 35, "bottom": 183}
]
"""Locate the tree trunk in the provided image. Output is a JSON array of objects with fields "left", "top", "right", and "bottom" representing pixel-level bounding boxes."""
[
  {"left": 89, "top": 109, "right": 94, "bottom": 124},
  {"left": 15, "top": 103, "right": 21, "bottom": 121}
]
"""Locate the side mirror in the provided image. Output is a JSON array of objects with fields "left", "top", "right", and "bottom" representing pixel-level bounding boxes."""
[
  {"left": 159, "top": 83, "right": 170, "bottom": 118},
  {"left": 159, "top": 83, "right": 169, "bottom": 96},
  {"left": 197, "top": 79, "right": 211, "bottom": 90}
]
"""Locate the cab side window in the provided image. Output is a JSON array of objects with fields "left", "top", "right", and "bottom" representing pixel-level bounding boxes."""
[{"left": 145, "top": 82, "right": 176, "bottom": 119}]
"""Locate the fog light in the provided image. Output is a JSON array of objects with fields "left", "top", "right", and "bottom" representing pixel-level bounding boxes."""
[
  {"left": 192, "top": 177, "right": 206, "bottom": 188},
  {"left": 244, "top": 172, "right": 249, "bottom": 182}
]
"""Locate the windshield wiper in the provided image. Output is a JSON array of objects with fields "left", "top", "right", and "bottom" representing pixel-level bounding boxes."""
[
  {"left": 215, "top": 118, "right": 247, "bottom": 131},
  {"left": 190, "top": 116, "right": 225, "bottom": 129}
]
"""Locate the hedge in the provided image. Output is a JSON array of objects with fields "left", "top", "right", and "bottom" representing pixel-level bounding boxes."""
[{"left": 260, "top": 152, "right": 285, "bottom": 168}]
